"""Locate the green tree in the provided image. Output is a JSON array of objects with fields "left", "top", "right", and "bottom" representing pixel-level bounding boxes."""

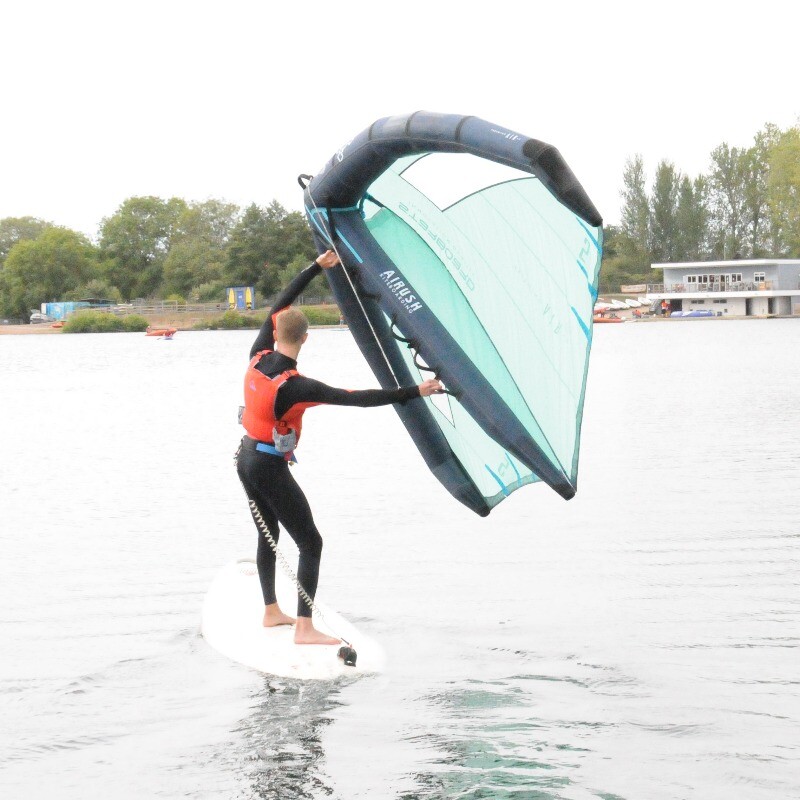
[
  {"left": 1, "top": 228, "right": 100, "bottom": 319},
  {"left": 265, "top": 202, "right": 317, "bottom": 267},
  {"left": 163, "top": 239, "right": 217, "bottom": 298},
  {"left": 0, "top": 216, "right": 54, "bottom": 264},
  {"left": 743, "top": 125, "right": 780, "bottom": 257},
  {"left": 225, "top": 203, "right": 272, "bottom": 291},
  {"left": 163, "top": 199, "right": 240, "bottom": 297},
  {"left": 99, "top": 196, "right": 187, "bottom": 299},
  {"left": 599, "top": 225, "right": 655, "bottom": 293},
  {"left": 65, "top": 277, "right": 123, "bottom": 303},
  {"left": 708, "top": 143, "right": 750, "bottom": 259},
  {"left": 650, "top": 160, "right": 681, "bottom": 262},
  {"left": 226, "top": 201, "right": 316, "bottom": 301},
  {"left": 619, "top": 154, "right": 651, "bottom": 268},
  {"left": 766, "top": 125, "right": 800, "bottom": 257},
  {"left": 278, "top": 253, "right": 329, "bottom": 298},
  {"left": 675, "top": 175, "right": 710, "bottom": 261}
]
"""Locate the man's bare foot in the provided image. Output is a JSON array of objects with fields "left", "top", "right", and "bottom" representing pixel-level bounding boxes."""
[
  {"left": 294, "top": 617, "right": 340, "bottom": 645},
  {"left": 263, "top": 603, "right": 296, "bottom": 628}
]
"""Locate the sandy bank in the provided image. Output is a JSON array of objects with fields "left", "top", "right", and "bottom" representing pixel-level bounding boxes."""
[{"left": 0, "top": 324, "right": 62, "bottom": 335}]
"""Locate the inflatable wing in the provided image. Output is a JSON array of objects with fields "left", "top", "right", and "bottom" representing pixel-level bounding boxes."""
[{"left": 302, "top": 112, "right": 602, "bottom": 516}]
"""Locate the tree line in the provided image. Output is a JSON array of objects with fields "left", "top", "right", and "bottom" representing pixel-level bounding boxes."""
[
  {"left": 601, "top": 122, "right": 800, "bottom": 292},
  {"left": 0, "top": 198, "right": 320, "bottom": 321},
  {"left": 3, "top": 120, "right": 799, "bottom": 319}
]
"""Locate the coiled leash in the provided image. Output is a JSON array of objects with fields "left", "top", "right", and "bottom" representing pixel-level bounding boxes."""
[{"left": 233, "top": 443, "right": 357, "bottom": 667}]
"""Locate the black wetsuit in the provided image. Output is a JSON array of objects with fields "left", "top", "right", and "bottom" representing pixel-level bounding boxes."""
[{"left": 236, "top": 262, "right": 419, "bottom": 617}]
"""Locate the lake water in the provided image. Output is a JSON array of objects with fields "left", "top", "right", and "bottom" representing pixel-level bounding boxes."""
[{"left": 1, "top": 319, "right": 798, "bottom": 799}]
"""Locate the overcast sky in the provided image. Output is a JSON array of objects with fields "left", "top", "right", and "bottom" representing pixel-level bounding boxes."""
[{"left": 2, "top": 0, "right": 797, "bottom": 239}]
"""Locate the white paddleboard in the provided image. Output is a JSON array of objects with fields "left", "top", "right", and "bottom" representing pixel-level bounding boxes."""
[{"left": 201, "top": 559, "right": 385, "bottom": 680}]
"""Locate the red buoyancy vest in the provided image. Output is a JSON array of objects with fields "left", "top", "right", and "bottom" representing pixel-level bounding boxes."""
[{"left": 241, "top": 350, "right": 318, "bottom": 446}]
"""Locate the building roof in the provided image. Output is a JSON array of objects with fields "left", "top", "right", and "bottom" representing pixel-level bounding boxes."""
[{"left": 652, "top": 259, "right": 800, "bottom": 271}]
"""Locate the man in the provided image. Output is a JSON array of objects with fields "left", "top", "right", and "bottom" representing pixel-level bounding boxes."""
[{"left": 236, "top": 250, "right": 442, "bottom": 645}]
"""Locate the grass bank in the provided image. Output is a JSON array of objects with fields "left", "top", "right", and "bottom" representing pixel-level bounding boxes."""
[
  {"left": 1, "top": 304, "right": 344, "bottom": 335},
  {"left": 190, "top": 304, "right": 341, "bottom": 331},
  {"left": 63, "top": 311, "right": 149, "bottom": 333}
]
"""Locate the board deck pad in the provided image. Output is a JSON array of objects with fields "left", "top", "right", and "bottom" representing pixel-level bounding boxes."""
[{"left": 201, "top": 559, "right": 385, "bottom": 679}]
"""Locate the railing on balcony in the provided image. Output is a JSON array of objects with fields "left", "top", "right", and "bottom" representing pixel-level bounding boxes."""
[{"left": 647, "top": 281, "right": 775, "bottom": 293}]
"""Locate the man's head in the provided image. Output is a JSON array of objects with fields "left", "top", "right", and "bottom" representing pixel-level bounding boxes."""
[{"left": 275, "top": 307, "right": 309, "bottom": 347}]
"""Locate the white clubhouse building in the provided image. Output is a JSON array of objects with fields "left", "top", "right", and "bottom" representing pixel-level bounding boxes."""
[{"left": 647, "top": 259, "right": 800, "bottom": 317}]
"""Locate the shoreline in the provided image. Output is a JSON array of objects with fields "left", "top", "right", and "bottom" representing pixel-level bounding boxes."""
[
  {"left": 0, "top": 323, "right": 348, "bottom": 336},
  {"left": 2, "top": 315, "right": 797, "bottom": 336},
  {"left": 0, "top": 324, "right": 63, "bottom": 335}
]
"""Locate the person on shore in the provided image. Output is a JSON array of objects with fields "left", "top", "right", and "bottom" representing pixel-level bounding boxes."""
[{"left": 236, "top": 250, "right": 442, "bottom": 645}]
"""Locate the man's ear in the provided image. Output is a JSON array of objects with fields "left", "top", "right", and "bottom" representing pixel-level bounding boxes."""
[{"left": 302, "top": 332, "right": 309, "bottom": 344}]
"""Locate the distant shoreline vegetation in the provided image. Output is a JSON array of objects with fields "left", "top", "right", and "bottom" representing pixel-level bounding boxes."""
[
  {"left": 193, "top": 305, "right": 341, "bottom": 331},
  {"left": 2, "top": 120, "right": 799, "bottom": 320},
  {"left": 63, "top": 311, "right": 149, "bottom": 333},
  {"left": 59, "top": 304, "right": 341, "bottom": 333}
]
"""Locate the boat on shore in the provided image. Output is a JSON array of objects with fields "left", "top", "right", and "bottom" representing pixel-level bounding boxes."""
[{"left": 593, "top": 313, "right": 623, "bottom": 324}]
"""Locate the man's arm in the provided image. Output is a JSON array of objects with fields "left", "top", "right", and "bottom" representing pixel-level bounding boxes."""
[
  {"left": 249, "top": 262, "right": 322, "bottom": 357},
  {"left": 275, "top": 376, "right": 442, "bottom": 418},
  {"left": 249, "top": 250, "right": 340, "bottom": 357}
]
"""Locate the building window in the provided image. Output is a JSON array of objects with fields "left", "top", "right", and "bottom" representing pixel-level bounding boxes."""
[
  {"left": 731, "top": 273, "right": 742, "bottom": 282},
  {"left": 754, "top": 272, "right": 766, "bottom": 282},
  {"left": 713, "top": 299, "right": 726, "bottom": 304}
]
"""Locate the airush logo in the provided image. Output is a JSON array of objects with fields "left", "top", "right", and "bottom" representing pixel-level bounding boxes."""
[
  {"left": 379, "top": 271, "right": 423, "bottom": 314},
  {"left": 397, "top": 202, "right": 476, "bottom": 292}
]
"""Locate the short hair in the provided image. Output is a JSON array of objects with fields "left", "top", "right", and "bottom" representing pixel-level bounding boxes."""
[{"left": 275, "top": 307, "right": 308, "bottom": 344}]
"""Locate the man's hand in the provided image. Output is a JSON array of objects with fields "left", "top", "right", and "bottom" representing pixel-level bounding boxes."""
[
  {"left": 315, "top": 250, "right": 340, "bottom": 269},
  {"left": 418, "top": 378, "right": 444, "bottom": 396}
]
